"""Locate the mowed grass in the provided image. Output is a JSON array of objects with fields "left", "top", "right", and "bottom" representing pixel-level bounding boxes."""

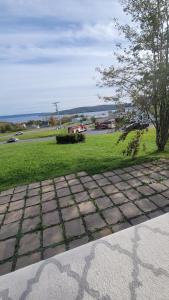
[
  {"left": 0, "top": 128, "right": 67, "bottom": 142},
  {"left": 0, "top": 128, "right": 167, "bottom": 191}
]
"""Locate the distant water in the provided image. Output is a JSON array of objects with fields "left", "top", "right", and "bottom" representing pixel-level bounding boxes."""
[{"left": 0, "top": 111, "right": 111, "bottom": 123}]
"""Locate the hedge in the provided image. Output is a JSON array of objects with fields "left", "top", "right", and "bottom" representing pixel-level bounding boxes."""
[{"left": 56, "top": 133, "right": 85, "bottom": 144}]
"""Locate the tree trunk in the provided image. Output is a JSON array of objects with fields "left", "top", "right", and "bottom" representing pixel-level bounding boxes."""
[{"left": 156, "top": 127, "right": 169, "bottom": 151}]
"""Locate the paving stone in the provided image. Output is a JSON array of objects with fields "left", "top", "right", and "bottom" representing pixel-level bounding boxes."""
[
  {"left": 135, "top": 198, "right": 157, "bottom": 213},
  {"left": 0, "top": 204, "right": 8, "bottom": 214},
  {"left": 54, "top": 176, "right": 65, "bottom": 183},
  {"left": 132, "top": 165, "right": 144, "bottom": 170},
  {"left": 24, "top": 205, "right": 40, "bottom": 219},
  {"left": 42, "top": 185, "right": 55, "bottom": 193},
  {"left": 80, "top": 176, "right": 93, "bottom": 183},
  {"left": 149, "top": 194, "right": 169, "bottom": 208},
  {"left": 59, "top": 195, "right": 74, "bottom": 208},
  {"left": 55, "top": 181, "right": 68, "bottom": 190},
  {"left": 127, "top": 178, "right": 142, "bottom": 188},
  {"left": 109, "top": 193, "right": 129, "bottom": 205},
  {"left": 0, "top": 214, "right": 4, "bottom": 224},
  {"left": 71, "top": 184, "right": 84, "bottom": 194},
  {"left": 41, "top": 191, "right": 55, "bottom": 202},
  {"left": 92, "top": 228, "right": 112, "bottom": 240},
  {"left": 57, "top": 188, "right": 71, "bottom": 197},
  {"left": 92, "top": 174, "right": 105, "bottom": 180},
  {"left": 9, "top": 199, "right": 24, "bottom": 212},
  {"left": 0, "top": 195, "right": 11, "bottom": 205},
  {"left": 19, "top": 232, "right": 40, "bottom": 255},
  {"left": 83, "top": 181, "right": 98, "bottom": 190},
  {"left": 96, "top": 178, "right": 110, "bottom": 187},
  {"left": 119, "top": 173, "right": 133, "bottom": 181},
  {"left": 16, "top": 252, "right": 41, "bottom": 270},
  {"left": 102, "top": 207, "right": 123, "bottom": 225},
  {"left": 124, "top": 189, "right": 142, "bottom": 201},
  {"left": 102, "top": 185, "right": 119, "bottom": 195},
  {"left": 114, "top": 169, "right": 125, "bottom": 175},
  {"left": 78, "top": 201, "right": 96, "bottom": 215},
  {"left": 28, "top": 182, "right": 40, "bottom": 190},
  {"left": 0, "top": 188, "right": 14, "bottom": 197},
  {"left": 0, "top": 238, "right": 16, "bottom": 260},
  {"left": 26, "top": 196, "right": 40, "bottom": 207},
  {"left": 27, "top": 188, "right": 40, "bottom": 197},
  {"left": 84, "top": 213, "right": 106, "bottom": 231},
  {"left": 43, "top": 211, "right": 60, "bottom": 226},
  {"left": 162, "top": 179, "right": 169, "bottom": 188},
  {"left": 41, "top": 179, "right": 53, "bottom": 186},
  {"left": 65, "top": 174, "right": 76, "bottom": 180},
  {"left": 95, "top": 196, "right": 113, "bottom": 210},
  {"left": 115, "top": 182, "right": 131, "bottom": 191},
  {"left": 43, "top": 225, "right": 63, "bottom": 247},
  {"left": 141, "top": 169, "right": 154, "bottom": 175},
  {"left": 0, "top": 221, "right": 19, "bottom": 240},
  {"left": 0, "top": 261, "right": 12, "bottom": 276},
  {"left": 163, "top": 206, "right": 169, "bottom": 212},
  {"left": 11, "top": 192, "right": 26, "bottom": 202},
  {"left": 137, "top": 185, "right": 156, "bottom": 196},
  {"left": 112, "top": 222, "right": 131, "bottom": 233},
  {"left": 77, "top": 171, "right": 88, "bottom": 177},
  {"left": 68, "top": 179, "right": 80, "bottom": 186},
  {"left": 123, "top": 167, "right": 135, "bottom": 172},
  {"left": 148, "top": 210, "right": 164, "bottom": 219},
  {"left": 149, "top": 183, "right": 167, "bottom": 193},
  {"left": 89, "top": 188, "right": 105, "bottom": 199},
  {"left": 22, "top": 216, "right": 40, "bottom": 233},
  {"left": 108, "top": 175, "right": 122, "bottom": 184},
  {"left": 61, "top": 206, "right": 79, "bottom": 221},
  {"left": 130, "top": 170, "right": 144, "bottom": 177},
  {"left": 14, "top": 185, "right": 27, "bottom": 193},
  {"left": 65, "top": 219, "right": 85, "bottom": 238},
  {"left": 69, "top": 236, "right": 88, "bottom": 249},
  {"left": 103, "top": 171, "right": 115, "bottom": 177},
  {"left": 120, "top": 203, "right": 142, "bottom": 219},
  {"left": 139, "top": 176, "right": 153, "bottom": 184},
  {"left": 43, "top": 244, "right": 66, "bottom": 259},
  {"left": 150, "top": 173, "right": 164, "bottom": 181},
  {"left": 74, "top": 192, "right": 90, "bottom": 203},
  {"left": 4, "top": 210, "right": 23, "bottom": 225},
  {"left": 159, "top": 170, "right": 169, "bottom": 177},
  {"left": 130, "top": 215, "right": 149, "bottom": 225},
  {"left": 42, "top": 200, "right": 57, "bottom": 213},
  {"left": 162, "top": 189, "right": 169, "bottom": 198}
]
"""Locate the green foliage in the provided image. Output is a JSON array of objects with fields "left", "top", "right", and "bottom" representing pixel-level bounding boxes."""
[{"left": 56, "top": 133, "right": 85, "bottom": 144}]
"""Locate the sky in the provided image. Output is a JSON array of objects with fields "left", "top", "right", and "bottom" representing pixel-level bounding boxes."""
[{"left": 0, "top": 0, "right": 127, "bottom": 115}]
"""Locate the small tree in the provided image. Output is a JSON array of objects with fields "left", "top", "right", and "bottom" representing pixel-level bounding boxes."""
[
  {"left": 49, "top": 116, "right": 57, "bottom": 127},
  {"left": 98, "top": 0, "right": 169, "bottom": 152}
]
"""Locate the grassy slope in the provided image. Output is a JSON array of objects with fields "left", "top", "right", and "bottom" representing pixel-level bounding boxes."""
[
  {"left": 0, "top": 129, "right": 166, "bottom": 191},
  {"left": 0, "top": 128, "right": 67, "bottom": 142}
]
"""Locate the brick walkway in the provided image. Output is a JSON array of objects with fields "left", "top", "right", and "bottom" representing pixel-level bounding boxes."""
[{"left": 1, "top": 159, "right": 169, "bottom": 276}]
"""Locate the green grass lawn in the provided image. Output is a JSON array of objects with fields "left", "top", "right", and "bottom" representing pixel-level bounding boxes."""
[
  {"left": 0, "top": 128, "right": 67, "bottom": 142},
  {"left": 0, "top": 128, "right": 167, "bottom": 191}
]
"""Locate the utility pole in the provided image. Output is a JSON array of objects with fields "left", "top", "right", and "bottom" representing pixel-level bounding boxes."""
[{"left": 53, "top": 101, "right": 61, "bottom": 129}]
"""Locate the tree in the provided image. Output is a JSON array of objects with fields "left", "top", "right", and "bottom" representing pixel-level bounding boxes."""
[
  {"left": 98, "top": 0, "right": 169, "bottom": 151},
  {"left": 49, "top": 116, "right": 57, "bottom": 127}
]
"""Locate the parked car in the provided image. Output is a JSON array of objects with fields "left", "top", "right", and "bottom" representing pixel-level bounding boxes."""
[
  {"left": 15, "top": 131, "right": 23, "bottom": 136},
  {"left": 7, "top": 138, "right": 19, "bottom": 143}
]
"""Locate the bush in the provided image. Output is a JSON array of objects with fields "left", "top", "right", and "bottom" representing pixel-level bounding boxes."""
[{"left": 56, "top": 133, "right": 85, "bottom": 144}]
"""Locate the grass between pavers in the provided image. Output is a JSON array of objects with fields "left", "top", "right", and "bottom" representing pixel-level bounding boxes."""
[
  {"left": 0, "top": 128, "right": 67, "bottom": 142},
  {"left": 0, "top": 128, "right": 168, "bottom": 192}
]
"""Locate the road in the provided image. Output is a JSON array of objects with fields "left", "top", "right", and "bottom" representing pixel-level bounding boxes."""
[{"left": 0, "top": 129, "right": 114, "bottom": 145}]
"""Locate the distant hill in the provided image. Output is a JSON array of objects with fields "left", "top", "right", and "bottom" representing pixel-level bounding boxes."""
[{"left": 0, "top": 103, "right": 132, "bottom": 120}]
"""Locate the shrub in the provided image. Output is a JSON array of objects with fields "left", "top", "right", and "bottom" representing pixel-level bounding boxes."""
[{"left": 56, "top": 133, "right": 85, "bottom": 144}]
